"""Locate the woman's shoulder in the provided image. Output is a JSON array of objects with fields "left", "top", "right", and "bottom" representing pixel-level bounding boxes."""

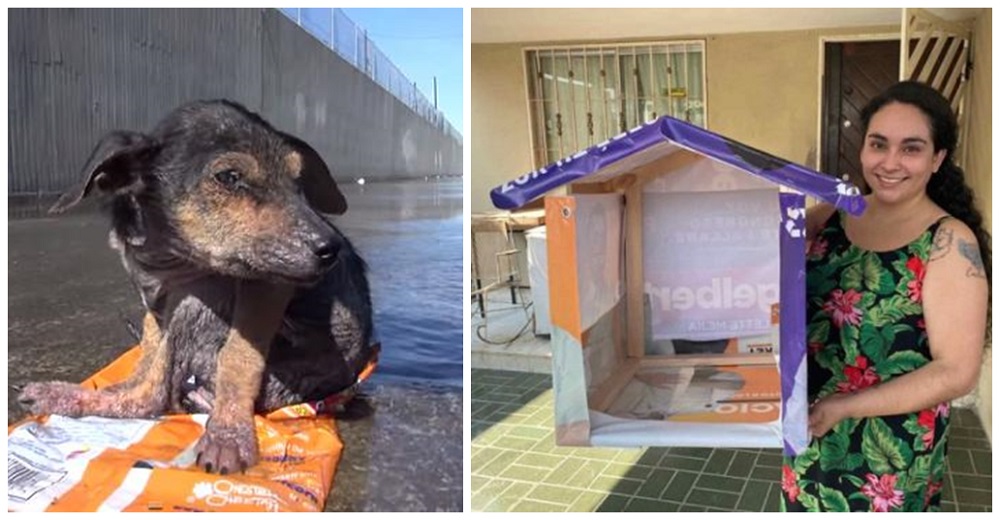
[{"left": 929, "top": 213, "right": 980, "bottom": 257}]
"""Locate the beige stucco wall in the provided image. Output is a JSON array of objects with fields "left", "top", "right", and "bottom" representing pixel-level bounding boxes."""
[
  {"left": 965, "top": 9, "right": 991, "bottom": 444},
  {"left": 471, "top": 43, "right": 535, "bottom": 213},
  {"left": 471, "top": 25, "right": 897, "bottom": 213}
]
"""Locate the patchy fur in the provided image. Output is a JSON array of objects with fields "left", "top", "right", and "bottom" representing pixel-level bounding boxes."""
[{"left": 20, "top": 100, "right": 374, "bottom": 475}]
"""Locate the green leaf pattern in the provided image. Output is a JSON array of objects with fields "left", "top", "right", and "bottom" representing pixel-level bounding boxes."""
[{"left": 781, "top": 213, "right": 949, "bottom": 512}]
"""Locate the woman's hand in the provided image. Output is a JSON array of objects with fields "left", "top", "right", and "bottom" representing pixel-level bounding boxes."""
[{"left": 808, "top": 393, "right": 856, "bottom": 438}]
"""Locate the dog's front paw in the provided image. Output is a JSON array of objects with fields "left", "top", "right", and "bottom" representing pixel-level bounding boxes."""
[
  {"left": 195, "top": 419, "right": 259, "bottom": 474},
  {"left": 18, "top": 382, "right": 87, "bottom": 416}
]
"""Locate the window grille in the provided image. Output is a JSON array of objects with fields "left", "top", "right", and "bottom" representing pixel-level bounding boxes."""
[{"left": 525, "top": 41, "right": 706, "bottom": 167}]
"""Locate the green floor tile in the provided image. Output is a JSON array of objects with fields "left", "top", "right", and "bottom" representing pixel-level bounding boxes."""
[
  {"left": 543, "top": 457, "right": 585, "bottom": 484},
  {"left": 471, "top": 479, "right": 515, "bottom": 511},
  {"left": 670, "top": 447, "right": 713, "bottom": 458},
  {"left": 564, "top": 459, "right": 609, "bottom": 489},
  {"left": 695, "top": 474, "right": 746, "bottom": 494},
  {"left": 951, "top": 473, "right": 992, "bottom": 490},
  {"left": 594, "top": 493, "right": 630, "bottom": 512},
  {"left": 591, "top": 475, "right": 642, "bottom": 496},
  {"left": 624, "top": 497, "right": 680, "bottom": 512},
  {"left": 603, "top": 461, "right": 652, "bottom": 480},
  {"left": 612, "top": 449, "right": 645, "bottom": 464},
  {"left": 489, "top": 481, "right": 534, "bottom": 511},
  {"left": 941, "top": 501, "right": 957, "bottom": 512},
  {"left": 685, "top": 488, "right": 740, "bottom": 510},
  {"left": 634, "top": 468, "right": 675, "bottom": 499},
  {"left": 475, "top": 449, "right": 520, "bottom": 477},
  {"left": 471, "top": 446, "right": 503, "bottom": 470},
  {"left": 471, "top": 475, "right": 490, "bottom": 492},
  {"left": 569, "top": 490, "right": 608, "bottom": 512},
  {"left": 661, "top": 470, "right": 698, "bottom": 502},
  {"left": 499, "top": 463, "right": 548, "bottom": 482},
  {"left": 511, "top": 499, "right": 568, "bottom": 512},
  {"left": 954, "top": 487, "right": 992, "bottom": 506},
  {"left": 763, "top": 483, "right": 782, "bottom": 512},
  {"left": 677, "top": 503, "right": 707, "bottom": 512},
  {"left": 749, "top": 465, "right": 780, "bottom": 482},
  {"left": 659, "top": 454, "right": 707, "bottom": 472},
  {"left": 756, "top": 452, "right": 784, "bottom": 467},
  {"left": 947, "top": 449, "right": 976, "bottom": 474},
  {"left": 704, "top": 449, "right": 735, "bottom": 474},
  {"left": 727, "top": 451, "right": 757, "bottom": 478},
  {"left": 516, "top": 452, "right": 568, "bottom": 469},
  {"left": 950, "top": 436, "right": 992, "bottom": 450},
  {"left": 574, "top": 447, "right": 624, "bottom": 461},
  {"left": 471, "top": 370, "right": 992, "bottom": 515},
  {"left": 951, "top": 426, "right": 983, "bottom": 439},
  {"left": 491, "top": 434, "right": 538, "bottom": 451},
  {"left": 970, "top": 451, "right": 992, "bottom": 475},
  {"left": 737, "top": 480, "right": 770, "bottom": 511},
  {"left": 527, "top": 484, "right": 581, "bottom": 505}
]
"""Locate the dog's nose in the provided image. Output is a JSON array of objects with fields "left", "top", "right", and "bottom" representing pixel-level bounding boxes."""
[{"left": 313, "top": 238, "right": 340, "bottom": 268}]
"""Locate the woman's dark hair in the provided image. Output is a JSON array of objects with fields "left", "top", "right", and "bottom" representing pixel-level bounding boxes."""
[{"left": 860, "top": 80, "right": 992, "bottom": 288}]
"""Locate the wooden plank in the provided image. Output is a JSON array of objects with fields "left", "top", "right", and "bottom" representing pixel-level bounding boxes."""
[
  {"left": 589, "top": 357, "right": 640, "bottom": 412},
  {"left": 631, "top": 149, "right": 703, "bottom": 185},
  {"left": 625, "top": 182, "right": 645, "bottom": 359},
  {"left": 640, "top": 353, "right": 777, "bottom": 368}
]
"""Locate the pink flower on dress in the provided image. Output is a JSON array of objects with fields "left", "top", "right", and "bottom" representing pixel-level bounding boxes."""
[
  {"left": 807, "top": 237, "right": 829, "bottom": 260},
  {"left": 862, "top": 473, "right": 904, "bottom": 512},
  {"left": 906, "top": 257, "right": 926, "bottom": 302},
  {"left": 836, "top": 355, "right": 881, "bottom": 393},
  {"left": 781, "top": 464, "right": 800, "bottom": 504},
  {"left": 924, "top": 480, "right": 944, "bottom": 508},
  {"left": 917, "top": 408, "right": 936, "bottom": 450},
  {"left": 823, "top": 289, "right": 863, "bottom": 328},
  {"left": 935, "top": 402, "right": 950, "bottom": 419}
]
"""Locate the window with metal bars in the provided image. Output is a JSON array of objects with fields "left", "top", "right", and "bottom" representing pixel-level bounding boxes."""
[{"left": 525, "top": 41, "right": 707, "bottom": 167}]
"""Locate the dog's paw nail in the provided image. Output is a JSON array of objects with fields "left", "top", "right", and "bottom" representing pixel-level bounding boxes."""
[{"left": 219, "top": 467, "right": 229, "bottom": 476}]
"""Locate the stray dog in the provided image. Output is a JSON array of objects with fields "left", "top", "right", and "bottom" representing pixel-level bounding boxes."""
[{"left": 18, "top": 100, "right": 375, "bottom": 475}]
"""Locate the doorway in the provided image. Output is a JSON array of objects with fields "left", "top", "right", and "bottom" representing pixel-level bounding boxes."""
[{"left": 820, "top": 40, "right": 900, "bottom": 192}]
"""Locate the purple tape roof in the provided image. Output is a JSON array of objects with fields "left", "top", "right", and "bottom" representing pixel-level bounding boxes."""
[{"left": 490, "top": 115, "right": 866, "bottom": 215}]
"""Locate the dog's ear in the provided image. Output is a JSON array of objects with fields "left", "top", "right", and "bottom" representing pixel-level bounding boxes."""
[
  {"left": 49, "top": 131, "right": 158, "bottom": 214},
  {"left": 282, "top": 133, "right": 347, "bottom": 215}
]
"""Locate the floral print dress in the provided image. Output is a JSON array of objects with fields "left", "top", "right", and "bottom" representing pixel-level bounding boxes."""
[{"left": 781, "top": 212, "right": 950, "bottom": 512}]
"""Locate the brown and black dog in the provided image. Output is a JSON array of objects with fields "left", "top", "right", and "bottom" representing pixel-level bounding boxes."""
[{"left": 18, "top": 100, "right": 375, "bottom": 475}]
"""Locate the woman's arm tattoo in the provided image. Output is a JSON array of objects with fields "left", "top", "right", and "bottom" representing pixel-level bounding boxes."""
[{"left": 958, "top": 239, "right": 987, "bottom": 279}]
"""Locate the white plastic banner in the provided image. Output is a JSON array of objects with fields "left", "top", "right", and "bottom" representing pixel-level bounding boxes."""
[{"left": 643, "top": 189, "right": 779, "bottom": 341}]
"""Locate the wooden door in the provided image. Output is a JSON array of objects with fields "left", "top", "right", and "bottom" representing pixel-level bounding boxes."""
[{"left": 821, "top": 40, "right": 900, "bottom": 192}]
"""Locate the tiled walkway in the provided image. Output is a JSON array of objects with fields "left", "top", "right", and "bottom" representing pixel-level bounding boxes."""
[{"left": 471, "top": 369, "right": 993, "bottom": 512}]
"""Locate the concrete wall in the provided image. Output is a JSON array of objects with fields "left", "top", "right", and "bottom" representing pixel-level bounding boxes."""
[{"left": 8, "top": 8, "right": 461, "bottom": 199}]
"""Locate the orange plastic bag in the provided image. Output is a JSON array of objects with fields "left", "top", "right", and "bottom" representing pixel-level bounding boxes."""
[{"left": 8, "top": 345, "right": 376, "bottom": 512}]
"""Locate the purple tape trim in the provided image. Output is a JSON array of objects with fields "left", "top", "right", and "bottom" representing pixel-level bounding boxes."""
[
  {"left": 779, "top": 193, "right": 807, "bottom": 456},
  {"left": 490, "top": 116, "right": 867, "bottom": 217}
]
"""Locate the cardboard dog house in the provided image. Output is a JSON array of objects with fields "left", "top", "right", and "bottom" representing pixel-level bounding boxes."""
[{"left": 490, "top": 116, "right": 866, "bottom": 455}]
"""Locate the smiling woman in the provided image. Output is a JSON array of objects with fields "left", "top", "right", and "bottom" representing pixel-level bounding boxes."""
[{"left": 785, "top": 81, "right": 991, "bottom": 512}]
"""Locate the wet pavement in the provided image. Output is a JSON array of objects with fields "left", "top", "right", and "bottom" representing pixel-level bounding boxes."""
[{"left": 7, "top": 179, "right": 463, "bottom": 511}]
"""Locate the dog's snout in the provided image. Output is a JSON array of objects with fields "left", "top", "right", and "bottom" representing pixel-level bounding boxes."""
[{"left": 312, "top": 237, "right": 340, "bottom": 268}]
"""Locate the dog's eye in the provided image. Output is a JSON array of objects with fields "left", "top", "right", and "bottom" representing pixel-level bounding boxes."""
[{"left": 214, "top": 169, "right": 241, "bottom": 189}]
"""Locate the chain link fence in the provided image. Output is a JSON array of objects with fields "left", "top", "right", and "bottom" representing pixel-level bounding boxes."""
[{"left": 279, "top": 8, "right": 461, "bottom": 142}]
